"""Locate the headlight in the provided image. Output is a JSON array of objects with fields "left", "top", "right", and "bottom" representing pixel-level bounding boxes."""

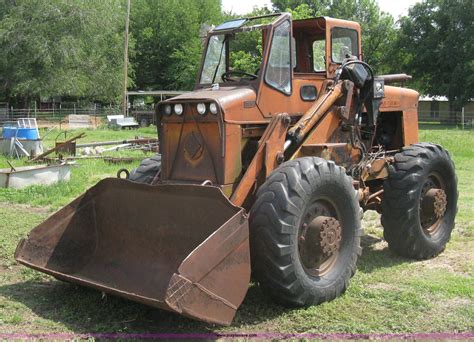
[
  {"left": 163, "top": 104, "right": 172, "bottom": 116},
  {"left": 174, "top": 103, "right": 183, "bottom": 115},
  {"left": 209, "top": 103, "right": 218, "bottom": 115},
  {"left": 196, "top": 103, "right": 206, "bottom": 115}
]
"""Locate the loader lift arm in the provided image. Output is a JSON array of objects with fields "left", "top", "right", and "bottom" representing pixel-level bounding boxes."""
[{"left": 231, "top": 113, "right": 290, "bottom": 207}]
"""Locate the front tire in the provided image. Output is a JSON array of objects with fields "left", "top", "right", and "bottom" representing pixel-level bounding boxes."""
[
  {"left": 250, "top": 157, "right": 362, "bottom": 306},
  {"left": 381, "top": 143, "right": 458, "bottom": 259}
]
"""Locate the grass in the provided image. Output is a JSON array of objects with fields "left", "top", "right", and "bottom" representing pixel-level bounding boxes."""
[{"left": 0, "top": 126, "right": 472, "bottom": 336}]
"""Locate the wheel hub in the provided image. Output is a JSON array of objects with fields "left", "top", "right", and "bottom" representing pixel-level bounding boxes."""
[
  {"left": 423, "top": 188, "right": 447, "bottom": 219},
  {"left": 420, "top": 174, "right": 447, "bottom": 235},
  {"left": 318, "top": 217, "right": 342, "bottom": 256},
  {"left": 299, "top": 215, "right": 341, "bottom": 273}
]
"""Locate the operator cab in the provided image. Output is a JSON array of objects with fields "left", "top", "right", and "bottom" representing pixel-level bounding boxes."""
[{"left": 195, "top": 13, "right": 362, "bottom": 117}]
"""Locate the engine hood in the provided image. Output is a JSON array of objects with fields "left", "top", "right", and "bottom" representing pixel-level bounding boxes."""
[
  {"left": 165, "top": 86, "right": 268, "bottom": 123},
  {"left": 172, "top": 86, "right": 255, "bottom": 104}
]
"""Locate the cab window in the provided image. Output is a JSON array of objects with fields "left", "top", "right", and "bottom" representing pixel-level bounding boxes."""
[
  {"left": 331, "top": 28, "right": 358, "bottom": 63},
  {"left": 312, "top": 39, "right": 325, "bottom": 72},
  {"left": 265, "top": 20, "right": 292, "bottom": 94}
]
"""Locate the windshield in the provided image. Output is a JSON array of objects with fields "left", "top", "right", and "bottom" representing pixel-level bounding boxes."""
[
  {"left": 199, "top": 16, "right": 275, "bottom": 85},
  {"left": 200, "top": 30, "right": 263, "bottom": 84},
  {"left": 200, "top": 35, "right": 227, "bottom": 84}
]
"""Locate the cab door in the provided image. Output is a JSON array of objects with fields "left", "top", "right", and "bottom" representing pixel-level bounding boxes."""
[{"left": 256, "top": 15, "right": 295, "bottom": 118}]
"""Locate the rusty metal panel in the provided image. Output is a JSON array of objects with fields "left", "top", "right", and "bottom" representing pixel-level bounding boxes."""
[
  {"left": 162, "top": 120, "right": 222, "bottom": 184},
  {"left": 402, "top": 109, "right": 419, "bottom": 145},
  {"left": 223, "top": 124, "right": 243, "bottom": 186},
  {"left": 380, "top": 86, "right": 420, "bottom": 146},
  {"left": 380, "top": 86, "right": 419, "bottom": 112}
]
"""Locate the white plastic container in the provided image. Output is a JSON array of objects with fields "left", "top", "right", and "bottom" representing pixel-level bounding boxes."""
[{"left": 0, "top": 163, "right": 71, "bottom": 189}]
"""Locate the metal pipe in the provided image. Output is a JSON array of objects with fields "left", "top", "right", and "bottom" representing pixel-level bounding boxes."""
[
  {"left": 76, "top": 138, "right": 158, "bottom": 148},
  {"left": 368, "top": 189, "right": 384, "bottom": 200},
  {"left": 378, "top": 74, "right": 412, "bottom": 84}
]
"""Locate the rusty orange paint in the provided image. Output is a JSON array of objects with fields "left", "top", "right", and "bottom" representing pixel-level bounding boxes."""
[{"left": 230, "top": 113, "right": 289, "bottom": 207}]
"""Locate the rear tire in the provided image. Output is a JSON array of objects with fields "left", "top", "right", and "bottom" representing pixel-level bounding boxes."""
[
  {"left": 250, "top": 157, "right": 362, "bottom": 306},
  {"left": 381, "top": 143, "right": 458, "bottom": 259},
  {"left": 128, "top": 154, "right": 161, "bottom": 185}
]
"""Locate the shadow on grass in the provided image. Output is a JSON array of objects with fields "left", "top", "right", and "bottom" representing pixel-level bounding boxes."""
[
  {"left": 0, "top": 278, "right": 289, "bottom": 334},
  {"left": 358, "top": 234, "right": 411, "bottom": 274}
]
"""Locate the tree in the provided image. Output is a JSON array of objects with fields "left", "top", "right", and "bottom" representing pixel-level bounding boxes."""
[
  {"left": 272, "top": 0, "right": 396, "bottom": 74},
  {"left": 0, "top": 0, "right": 128, "bottom": 105},
  {"left": 272, "top": 0, "right": 331, "bottom": 15},
  {"left": 130, "top": 0, "right": 222, "bottom": 91},
  {"left": 394, "top": 0, "right": 474, "bottom": 110}
]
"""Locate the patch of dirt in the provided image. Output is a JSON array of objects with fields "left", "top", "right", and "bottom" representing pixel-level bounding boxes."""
[
  {"left": 0, "top": 202, "right": 51, "bottom": 215},
  {"left": 414, "top": 241, "right": 474, "bottom": 276},
  {"left": 442, "top": 297, "right": 472, "bottom": 308},
  {"left": 453, "top": 222, "right": 474, "bottom": 238}
]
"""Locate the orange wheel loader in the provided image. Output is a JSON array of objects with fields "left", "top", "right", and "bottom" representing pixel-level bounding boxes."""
[{"left": 15, "top": 13, "right": 458, "bottom": 325}]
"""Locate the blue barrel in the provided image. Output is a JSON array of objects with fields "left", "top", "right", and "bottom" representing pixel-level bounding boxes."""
[
  {"left": 2, "top": 127, "right": 39, "bottom": 140},
  {"left": 2, "top": 127, "right": 17, "bottom": 139}
]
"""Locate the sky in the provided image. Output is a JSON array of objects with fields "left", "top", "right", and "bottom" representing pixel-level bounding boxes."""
[{"left": 221, "top": 0, "right": 422, "bottom": 19}]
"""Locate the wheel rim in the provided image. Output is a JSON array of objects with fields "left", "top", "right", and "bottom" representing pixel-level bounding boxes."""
[
  {"left": 420, "top": 172, "right": 447, "bottom": 236},
  {"left": 298, "top": 200, "right": 341, "bottom": 277}
]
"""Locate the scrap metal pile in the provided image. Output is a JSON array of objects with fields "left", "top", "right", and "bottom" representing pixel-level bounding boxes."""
[{"left": 28, "top": 131, "right": 159, "bottom": 163}]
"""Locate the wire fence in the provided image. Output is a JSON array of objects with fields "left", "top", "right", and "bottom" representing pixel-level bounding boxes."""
[
  {"left": 0, "top": 105, "right": 121, "bottom": 126},
  {"left": 0, "top": 105, "right": 473, "bottom": 129},
  {"left": 418, "top": 109, "right": 473, "bottom": 129}
]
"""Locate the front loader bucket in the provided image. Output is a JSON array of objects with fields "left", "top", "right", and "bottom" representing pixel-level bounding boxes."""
[{"left": 15, "top": 178, "right": 250, "bottom": 325}]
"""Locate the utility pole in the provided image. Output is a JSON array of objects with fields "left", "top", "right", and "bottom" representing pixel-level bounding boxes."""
[{"left": 122, "top": 0, "right": 131, "bottom": 117}]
